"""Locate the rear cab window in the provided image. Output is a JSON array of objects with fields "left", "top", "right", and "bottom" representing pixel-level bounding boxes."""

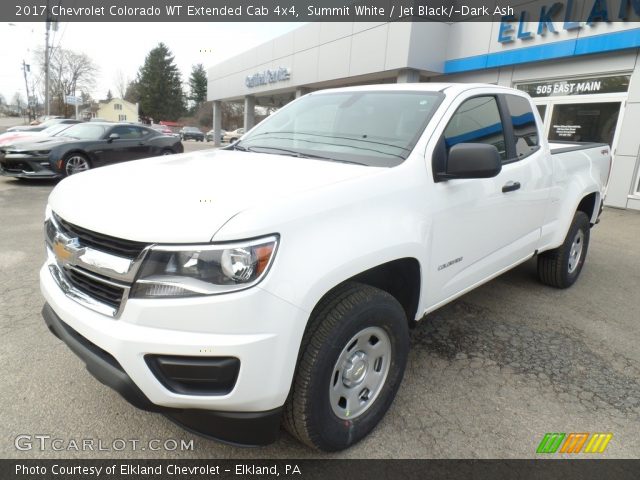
[{"left": 504, "top": 94, "right": 540, "bottom": 160}]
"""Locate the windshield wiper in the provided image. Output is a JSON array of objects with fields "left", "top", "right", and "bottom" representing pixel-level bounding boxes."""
[
  {"left": 245, "top": 135, "right": 405, "bottom": 160},
  {"left": 228, "top": 142, "right": 249, "bottom": 151},
  {"left": 243, "top": 145, "right": 368, "bottom": 166},
  {"left": 250, "top": 131, "right": 411, "bottom": 152}
]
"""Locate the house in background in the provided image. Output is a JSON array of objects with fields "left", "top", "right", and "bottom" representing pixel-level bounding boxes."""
[{"left": 81, "top": 98, "right": 139, "bottom": 123}]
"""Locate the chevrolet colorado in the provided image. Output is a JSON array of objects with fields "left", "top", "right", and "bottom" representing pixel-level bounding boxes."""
[{"left": 40, "top": 84, "right": 610, "bottom": 451}]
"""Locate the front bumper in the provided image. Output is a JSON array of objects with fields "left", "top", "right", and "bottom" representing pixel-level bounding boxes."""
[
  {"left": 42, "top": 304, "right": 282, "bottom": 446},
  {"left": 40, "top": 257, "right": 309, "bottom": 445},
  {"left": 0, "top": 155, "right": 58, "bottom": 178}
]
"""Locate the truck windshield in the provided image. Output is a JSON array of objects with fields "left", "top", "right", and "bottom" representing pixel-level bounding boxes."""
[{"left": 235, "top": 91, "right": 443, "bottom": 167}]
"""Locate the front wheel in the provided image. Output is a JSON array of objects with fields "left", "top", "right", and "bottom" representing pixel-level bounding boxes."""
[
  {"left": 284, "top": 282, "right": 409, "bottom": 451},
  {"left": 538, "top": 211, "right": 591, "bottom": 288},
  {"left": 63, "top": 153, "right": 91, "bottom": 177}
]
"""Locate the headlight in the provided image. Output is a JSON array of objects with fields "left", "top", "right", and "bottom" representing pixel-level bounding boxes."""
[{"left": 130, "top": 235, "right": 278, "bottom": 298}]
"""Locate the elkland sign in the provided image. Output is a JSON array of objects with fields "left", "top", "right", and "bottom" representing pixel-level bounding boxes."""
[
  {"left": 245, "top": 67, "right": 291, "bottom": 88},
  {"left": 498, "top": 0, "right": 640, "bottom": 43}
]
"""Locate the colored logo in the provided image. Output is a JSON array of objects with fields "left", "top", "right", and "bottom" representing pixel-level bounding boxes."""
[{"left": 537, "top": 433, "right": 613, "bottom": 454}]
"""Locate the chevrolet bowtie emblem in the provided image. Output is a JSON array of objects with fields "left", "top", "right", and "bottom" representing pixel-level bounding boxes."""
[{"left": 52, "top": 233, "right": 83, "bottom": 266}]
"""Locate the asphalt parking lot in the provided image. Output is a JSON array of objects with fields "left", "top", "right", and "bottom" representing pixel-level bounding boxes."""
[{"left": 1, "top": 150, "right": 639, "bottom": 458}]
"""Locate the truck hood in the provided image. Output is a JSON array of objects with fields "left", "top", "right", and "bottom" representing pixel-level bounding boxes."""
[{"left": 48, "top": 149, "right": 380, "bottom": 243}]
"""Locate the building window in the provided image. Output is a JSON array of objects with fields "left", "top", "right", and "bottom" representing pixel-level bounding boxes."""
[
  {"left": 114, "top": 103, "right": 122, "bottom": 110},
  {"left": 118, "top": 114, "right": 127, "bottom": 121}
]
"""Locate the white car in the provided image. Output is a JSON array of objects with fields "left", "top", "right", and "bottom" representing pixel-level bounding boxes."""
[
  {"left": 222, "top": 128, "right": 244, "bottom": 143},
  {"left": 41, "top": 84, "right": 610, "bottom": 450},
  {"left": 206, "top": 129, "right": 226, "bottom": 142}
]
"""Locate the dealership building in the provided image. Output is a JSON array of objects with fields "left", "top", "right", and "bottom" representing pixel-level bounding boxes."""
[{"left": 207, "top": 15, "right": 640, "bottom": 210}]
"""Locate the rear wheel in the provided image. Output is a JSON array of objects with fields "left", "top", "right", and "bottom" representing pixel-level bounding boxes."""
[
  {"left": 284, "top": 282, "right": 409, "bottom": 451},
  {"left": 538, "top": 211, "right": 590, "bottom": 288},
  {"left": 63, "top": 153, "right": 90, "bottom": 177},
  {"left": 160, "top": 148, "right": 174, "bottom": 156}
]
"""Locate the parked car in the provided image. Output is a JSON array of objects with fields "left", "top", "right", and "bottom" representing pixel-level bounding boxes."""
[
  {"left": 0, "top": 122, "right": 183, "bottom": 179},
  {"left": 29, "top": 115, "right": 64, "bottom": 126},
  {"left": 206, "top": 129, "right": 226, "bottom": 142},
  {"left": 223, "top": 128, "right": 244, "bottom": 143},
  {"left": 6, "top": 118, "right": 81, "bottom": 133},
  {"left": 179, "top": 126, "right": 205, "bottom": 141},
  {"left": 40, "top": 84, "right": 610, "bottom": 451},
  {"left": 151, "top": 124, "right": 176, "bottom": 136},
  {"left": 0, "top": 123, "right": 75, "bottom": 147}
]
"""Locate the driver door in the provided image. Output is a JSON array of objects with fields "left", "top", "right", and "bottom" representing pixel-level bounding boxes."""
[
  {"left": 425, "top": 91, "right": 551, "bottom": 308},
  {"left": 99, "top": 126, "right": 149, "bottom": 165}
]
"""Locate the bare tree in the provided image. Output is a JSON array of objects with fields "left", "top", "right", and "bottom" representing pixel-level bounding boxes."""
[
  {"left": 114, "top": 69, "right": 128, "bottom": 99},
  {"left": 11, "top": 92, "right": 24, "bottom": 109},
  {"left": 35, "top": 47, "right": 99, "bottom": 116}
]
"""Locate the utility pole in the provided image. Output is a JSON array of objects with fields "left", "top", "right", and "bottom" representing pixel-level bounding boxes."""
[
  {"left": 22, "top": 61, "right": 32, "bottom": 121},
  {"left": 44, "top": 0, "right": 51, "bottom": 116}
]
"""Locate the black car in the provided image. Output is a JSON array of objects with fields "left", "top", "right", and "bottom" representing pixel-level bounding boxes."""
[
  {"left": 6, "top": 118, "right": 81, "bottom": 133},
  {"left": 179, "top": 126, "right": 205, "bottom": 142},
  {"left": 0, "top": 122, "right": 184, "bottom": 179}
]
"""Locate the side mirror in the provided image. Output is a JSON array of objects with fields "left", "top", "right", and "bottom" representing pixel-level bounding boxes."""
[
  {"left": 107, "top": 133, "right": 120, "bottom": 142},
  {"left": 439, "top": 143, "right": 502, "bottom": 180}
]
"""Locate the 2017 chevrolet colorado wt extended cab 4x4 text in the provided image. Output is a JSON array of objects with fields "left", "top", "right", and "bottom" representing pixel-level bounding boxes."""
[{"left": 41, "top": 84, "right": 611, "bottom": 451}]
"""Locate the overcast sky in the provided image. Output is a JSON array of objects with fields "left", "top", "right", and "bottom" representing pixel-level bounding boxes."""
[{"left": 0, "top": 22, "right": 303, "bottom": 104}]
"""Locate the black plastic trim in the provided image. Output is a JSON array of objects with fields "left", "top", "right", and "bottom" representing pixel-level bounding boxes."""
[
  {"left": 145, "top": 354, "right": 240, "bottom": 396},
  {"left": 42, "top": 303, "right": 282, "bottom": 446}
]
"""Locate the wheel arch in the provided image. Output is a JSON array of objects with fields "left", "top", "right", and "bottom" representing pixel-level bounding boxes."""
[
  {"left": 57, "top": 149, "right": 92, "bottom": 170},
  {"left": 309, "top": 258, "right": 422, "bottom": 327},
  {"left": 576, "top": 191, "right": 600, "bottom": 225}
]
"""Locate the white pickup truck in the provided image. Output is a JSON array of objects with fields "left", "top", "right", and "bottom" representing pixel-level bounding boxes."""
[{"left": 41, "top": 84, "right": 610, "bottom": 451}]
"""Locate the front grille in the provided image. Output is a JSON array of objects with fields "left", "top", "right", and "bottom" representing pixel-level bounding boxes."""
[
  {"left": 65, "top": 268, "right": 125, "bottom": 310},
  {"left": 54, "top": 213, "right": 147, "bottom": 258},
  {"left": 1, "top": 160, "right": 34, "bottom": 173}
]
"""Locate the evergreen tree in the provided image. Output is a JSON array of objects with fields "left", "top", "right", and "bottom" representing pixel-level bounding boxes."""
[
  {"left": 188, "top": 63, "right": 207, "bottom": 110},
  {"left": 124, "top": 80, "right": 140, "bottom": 104},
  {"left": 136, "top": 43, "right": 185, "bottom": 121},
  {"left": 106, "top": 89, "right": 113, "bottom": 101}
]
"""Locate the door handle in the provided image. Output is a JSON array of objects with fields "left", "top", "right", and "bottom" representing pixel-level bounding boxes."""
[
  {"left": 137, "top": 142, "right": 145, "bottom": 146},
  {"left": 502, "top": 181, "right": 521, "bottom": 193}
]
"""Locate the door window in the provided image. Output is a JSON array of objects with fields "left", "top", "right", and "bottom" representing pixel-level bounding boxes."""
[
  {"left": 110, "top": 126, "right": 143, "bottom": 139},
  {"left": 443, "top": 96, "right": 507, "bottom": 161}
]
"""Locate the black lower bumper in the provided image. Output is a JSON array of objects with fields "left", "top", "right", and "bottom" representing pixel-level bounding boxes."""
[
  {"left": 0, "top": 158, "right": 59, "bottom": 178},
  {"left": 42, "top": 303, "right": 282, "bottom": 446}
]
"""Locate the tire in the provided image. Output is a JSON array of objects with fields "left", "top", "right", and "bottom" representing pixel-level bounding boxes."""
[
  {"left": 538, "top": 211, "right": 590, "bottom": 289},
  {"left": 284, "top": 282, "right": 409, "bottom": 451},
  {"left": 160, "top": 148, "right": 174, "bottom": 156},
  {"left": 63, "top": 153, "right": 91, "bottom": 177}
]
